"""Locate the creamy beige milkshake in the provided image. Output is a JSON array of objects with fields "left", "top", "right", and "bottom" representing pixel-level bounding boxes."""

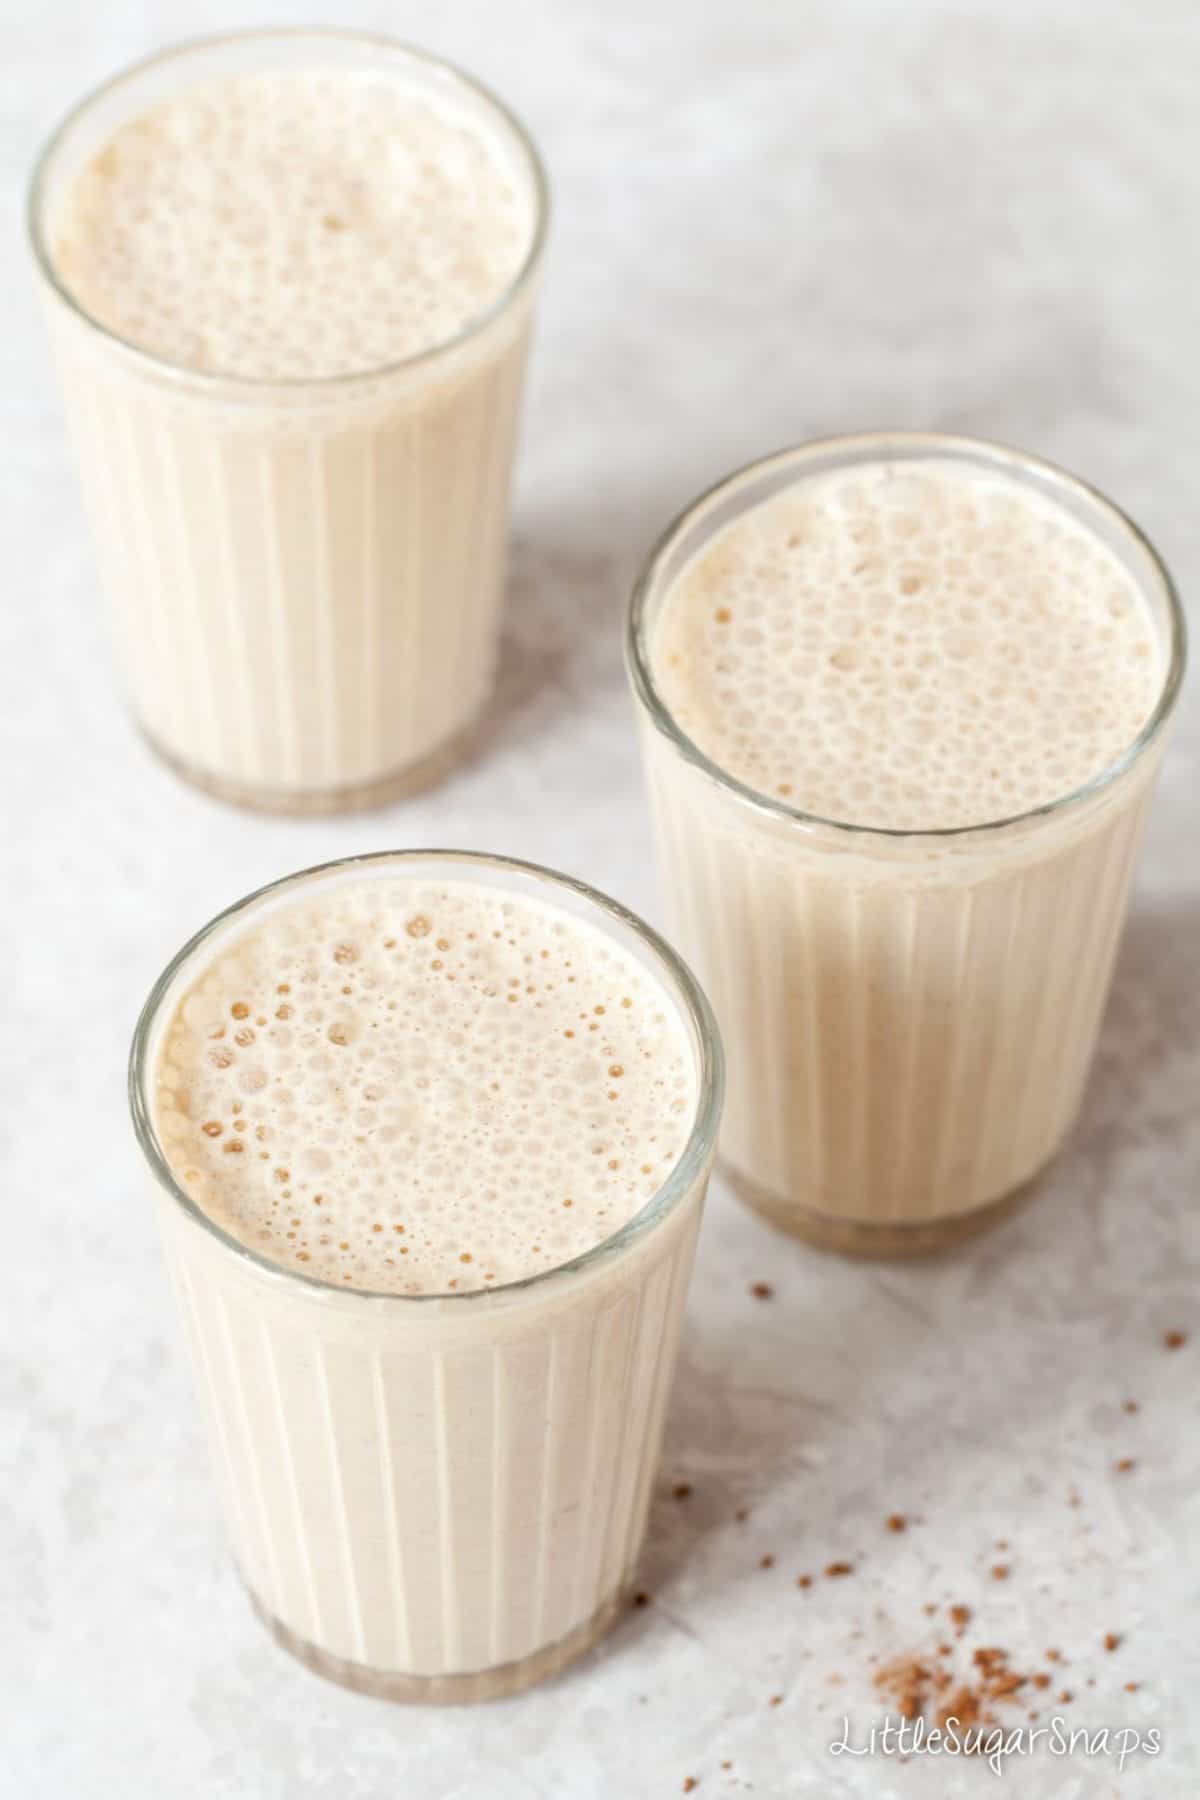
[
  {"left": 628, "top": 435, "right": 1184, "bottom": 1256},
  {"left": 30, "top": 33, "right": 547, "bottom": 811},
  {"left": 130, "top": 851, "right": 721, "bottom": 1699}
]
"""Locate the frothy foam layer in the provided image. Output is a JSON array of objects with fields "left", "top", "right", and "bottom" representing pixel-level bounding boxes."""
[
  {"left": 153, "top": 876, "right": 697, "bottom": 1294},
  {"left": 651, "top": 461, "right": 1162, "bottom": 831},
  {"left": 53, "top": 69, "right": 531, "bottom": 379}
]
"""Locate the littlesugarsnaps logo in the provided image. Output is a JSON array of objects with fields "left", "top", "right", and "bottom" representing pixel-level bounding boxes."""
[{"left": 829, "top": 1714, "right": 1162, "bottom": 1778}]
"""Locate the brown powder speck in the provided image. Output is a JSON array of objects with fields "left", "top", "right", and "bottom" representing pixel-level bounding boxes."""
[
  {"left": 1045, "top": 1648, "right": 1061, "bottom": 1662},
  {"left": 768, "top": 1693, "right": 783, "bottom": 1707},
  {"left": 1124, "top": 1681, "right": 1140, "bottom": 1692},
  {"left": 1104, "top": 1633, "right": 1121, "bottom": 1653},
  {"left": 948, "top": 1604, "right": 971, "bottom": 1632},
  {"left": 672, "top": 1482, "right": 693, "bottom": 1501},
  {"left": 935, "top": 1686, "right": 980, "bottom": 1730},
  {"left": 1115, "top": 1458, "right": 1136, "bottom": 1473},
  {"left": 825, "top": 1561, "right": 853, "bottom": 1579},
  {"left": 1164, "top": 1329, "right": 1187, "bottom": 1350},
  {"left": 735, "top": 1506, "right": 749, "bottom": 1522},
  {"left": 760, "top": 1554, "right": 776, "bottom": 1569},
  {"left": 1032, "top": 1672, "right": 1050, "bottom": 1689},
  {"left": 1058, "top": 1689, "right": 1073, "bottom": 1704},
  {"left": 796, "top": 1574, "right": 812, "bottom": 1589},
  {"left": 632, "top": 1591, "right": 651, "bottom": 1609},
  {"left": 750, "top": 1281, "right": 773, "bottom": 1300},
  {"left": 991, "top": 1564, "right": 1010, "bottom": 1581},
  {"left": 682, "top": 1781, "right": 697, "bottom": 1795},
  {"left": 885, "top": 1513, "right": 907, "bottom": 1533},
  {"left": 1122, "top": 1399, "right": 1139, "bottom": 1414}
]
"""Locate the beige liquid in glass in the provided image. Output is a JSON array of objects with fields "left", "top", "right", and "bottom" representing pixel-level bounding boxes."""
[
  {"left": 38, "top": 44, "right": 543, "bottom": 809},
  {"left": 146, "top": 865, "right": 711, "bottom": 1697},
  {"left": 642, "top": 452, "right": 1171, "bottom": 1253}
]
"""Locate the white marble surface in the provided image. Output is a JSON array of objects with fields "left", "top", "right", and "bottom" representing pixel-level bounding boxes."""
[{"left": 4, "top": 1, "right": 1199, "bottom": 1795}]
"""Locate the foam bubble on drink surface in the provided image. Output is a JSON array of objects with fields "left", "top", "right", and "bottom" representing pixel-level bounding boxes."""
[
  {"left": 152, "top": 879, "right": 697, "bottom": 1294},
  {"left": 52, "top": 69, "right": 531, "bottom": 380},
  {"left": 651, "top": 461, "right": 1163, "bottom": 831}
]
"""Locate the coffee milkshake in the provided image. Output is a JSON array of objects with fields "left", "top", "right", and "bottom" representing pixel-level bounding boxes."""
[
  {"left": 629, "top": 436, "right": 1183, "bottom": 1255},
  {"left": 31, "top": 34, "right": 547, "bottom": 810},
  {"left": 132, "top": 852, "right": 722, "bottom": 1698}
]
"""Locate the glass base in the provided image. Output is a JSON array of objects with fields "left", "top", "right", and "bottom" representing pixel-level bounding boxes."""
[
  {"left": 724, "top": 1160, "right": 1044, "bottom": 1259},
  {"left": 245, "top": 1580, "right": 631, "bottom": 1704},
  {"left": 138, "top": 713, "right": 479, "bottom": 817}
]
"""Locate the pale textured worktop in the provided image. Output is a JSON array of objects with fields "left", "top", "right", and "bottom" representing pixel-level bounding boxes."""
[{"left": 3, "top": 1, "right": 1198, "bottom": 1794}]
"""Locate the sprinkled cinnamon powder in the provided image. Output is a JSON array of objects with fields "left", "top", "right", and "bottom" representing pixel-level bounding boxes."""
[
  {"left": 874, "top": 1639, "right": 1050, "bottom": 1733},
  {"left": 1164, "top": 1329, "right": 1187, "bottom": 1350}
]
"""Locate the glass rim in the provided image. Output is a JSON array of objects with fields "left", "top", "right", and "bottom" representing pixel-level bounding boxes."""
[
  {"left": 626, "top": 430, "right": 1188, "bottom": 845},
  {"left": 129, "top": 848, "right": 724, "bottom": 1307},
  {"left": 27, "top": 27, "right": 551, "bottom": 394}
]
